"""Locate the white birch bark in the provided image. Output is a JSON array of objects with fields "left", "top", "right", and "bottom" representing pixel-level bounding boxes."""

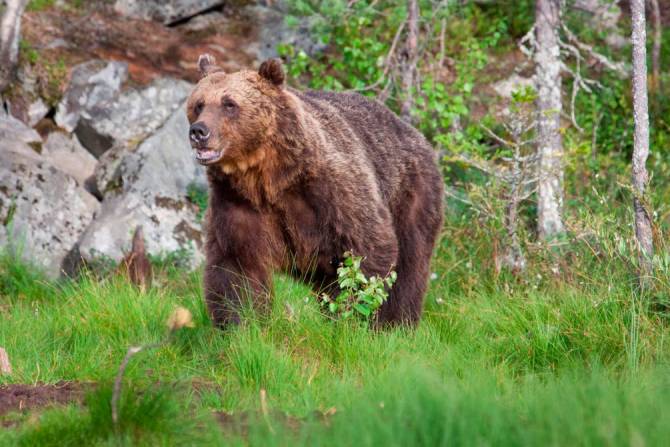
[
  {"left": 534, "top": 0, "right": 565, "bottom": 240},
  {"left": 0, "top": 0, "right": 28, "bottom": 92},
  {"left": 631, "top": 0, "right": 654, "bottom": 278}
]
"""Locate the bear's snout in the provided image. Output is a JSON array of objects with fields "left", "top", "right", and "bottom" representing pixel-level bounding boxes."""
[{"left": 189, "top": 122, "right": 211, "bottom": 147}]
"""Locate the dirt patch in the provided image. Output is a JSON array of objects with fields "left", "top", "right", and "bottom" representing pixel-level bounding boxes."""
[
  {"left": 0, "top": 381, "right": 93, "bottom": 417},
  {"left": 213, "top": 408, "right": 334, "bottom": 436},
  {"left": 20, "top": 4, "right": 257, "bottom": 87}
]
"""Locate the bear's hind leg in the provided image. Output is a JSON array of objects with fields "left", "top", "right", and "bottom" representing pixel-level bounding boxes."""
[
  {"left": 376, "top": 230, "right": 431, "bottom": 326},
  {"left": 377, "top": 185, "right": 443, "bottom": 326}
]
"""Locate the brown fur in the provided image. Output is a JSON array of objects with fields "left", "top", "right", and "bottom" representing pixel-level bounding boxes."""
[
  {"left": 120, "top": 226, "right": 153, "bottom": 291},
  {"left": 187, "top": 56, "right": 444, "bottom": 327}
]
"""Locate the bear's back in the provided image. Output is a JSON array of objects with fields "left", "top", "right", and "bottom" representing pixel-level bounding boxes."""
[{"left": 295, "top": 89, "right": 437, "bottom": 206}]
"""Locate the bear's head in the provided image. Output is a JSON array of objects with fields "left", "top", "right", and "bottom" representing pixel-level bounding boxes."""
[{"left": 186, "top": 54, "right": 286, "bottom": 169}]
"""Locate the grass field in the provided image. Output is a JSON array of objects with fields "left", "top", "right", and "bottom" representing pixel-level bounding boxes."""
[{"left": 1, "top": 219, "right": 670, "bottom": 446}]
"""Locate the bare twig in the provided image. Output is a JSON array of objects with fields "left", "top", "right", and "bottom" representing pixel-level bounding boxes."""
[
  {"left": 0, "top": 347, "right": 11, "bottom": 375},
  {"left": 111, "top": 307, "right": 194, "bottom": 430},
  {"left": 349, "top": 20, "right": 406, "bottom": 93},
  {"left": 561, "top": 24, "right": 630, "bottom": 77},
  {"left": 111, "top": 343, "right": 162, "bottom": 428},
  {"left": 259, "top": 388, "right": 275, "bottom": 434}
]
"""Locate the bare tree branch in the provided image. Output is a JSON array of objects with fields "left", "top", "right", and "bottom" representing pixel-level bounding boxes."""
[{"left": 561, "top": 24, "right": 630, "bottom": 77}]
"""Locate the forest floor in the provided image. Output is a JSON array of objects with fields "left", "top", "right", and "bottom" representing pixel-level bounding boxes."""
[{"left": 2, "top": 230, "right": 670, "bottom": 446}]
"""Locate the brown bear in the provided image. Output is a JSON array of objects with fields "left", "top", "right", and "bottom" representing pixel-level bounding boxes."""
[{"left": 187, "top": 54, "right": 443, "bottom": 327}]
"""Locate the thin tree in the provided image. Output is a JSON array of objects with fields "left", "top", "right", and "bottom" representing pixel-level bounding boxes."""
[
  {"left": 0, "top": 0, "right": 29, "bottom": 93},
  {"left": 534, "top": 0, "right": 565, "bottom": 240},
  {"left": 631, "top": 0, "right": 654, "bottom": 281},
  {"left": 399, "top": 0, "right": 418, "bottom": 123}
]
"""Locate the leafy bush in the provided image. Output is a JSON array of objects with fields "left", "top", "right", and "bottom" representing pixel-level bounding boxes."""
[{"left": 320, "top": 251, "right": 396, "bottom": 321}]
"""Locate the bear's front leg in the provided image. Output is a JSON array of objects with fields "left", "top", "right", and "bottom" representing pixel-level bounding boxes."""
[
  {"left": 203, "top": 210, "right": 277, "bottom": 328},
  {"left": 204, "top": 246, "right": 271, "bottom": 328}
]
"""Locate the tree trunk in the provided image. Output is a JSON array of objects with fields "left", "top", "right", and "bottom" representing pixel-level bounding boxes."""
[
  {"left": 534, "top": 0, "right": 565, "bottom": 240},
  {"left": 0, "top": 0, "right": 29, "bottom": 93},
  {"left": 400, "top": 0, "right": 418, "bottom": 123},
  {"left": 649, "top": 0, "right": 661, "bottom": 91},
  {"left": 631, "top": 0, "right": 654, "bottom": 281}
]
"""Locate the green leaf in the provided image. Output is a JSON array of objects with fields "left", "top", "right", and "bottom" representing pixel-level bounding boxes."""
[{"left": 354, "top": 303, "right": 371, "bottom": 316}]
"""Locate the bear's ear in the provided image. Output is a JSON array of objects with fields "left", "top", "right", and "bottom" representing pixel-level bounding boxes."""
[
  {"left": 258, "top": 58, "right": 285, "bottom": 87},
  {"left": 197, "top": 53, "right": 223, "bottom": 78}
]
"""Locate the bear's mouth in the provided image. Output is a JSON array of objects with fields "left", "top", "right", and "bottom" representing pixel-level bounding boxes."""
[{"left": 194, "top": 148, "right": 224, "bottom": 165}]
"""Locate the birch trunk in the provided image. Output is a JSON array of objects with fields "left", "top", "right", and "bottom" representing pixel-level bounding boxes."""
[
  {"left": 400, "top": 0, "right": 418, "bottom": 123},
  {"left": 534, "top": 0, "right": 565, "bottom": 240},
  {"left": 0, "top": 0, "right": 28, "bottom": 92},
  {"left": 631, "top": 0, "right": 654, "bottom": 280}
]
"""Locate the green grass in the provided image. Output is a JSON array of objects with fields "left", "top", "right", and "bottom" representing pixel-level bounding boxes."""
[{"left": 1, "top": 226, "right": 670, "bottom": 445}]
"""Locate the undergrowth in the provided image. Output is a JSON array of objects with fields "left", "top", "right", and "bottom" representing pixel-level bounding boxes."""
[{"left": 1, "top": 204, "right": 669, "bottom": 445}]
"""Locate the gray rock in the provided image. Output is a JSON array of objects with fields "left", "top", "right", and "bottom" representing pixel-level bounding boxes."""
[
  {"left": 179, "top": 10, "right": 226, "bottom": 32},
  {"left": 75, "top": 78, "right": 191, "bottom": 158},
  {"left": 0, "top": 111, "right": 41, "bottom": 147},
  {"left": 245, "top": 4, "right": 325, "bottom": 62},
  {"left": 0, "top": 112, "right": 42, "bottom": 159},
  {"left": 27, "top": 98, "right": 49, "bottom": 127},
  {"left": 492, "top": 74, "right": 534, "bottom": 99},
  {"left": 55, "top": 60, "right": 128, "bottom": 133},
  {"left": 0, "top": 149, "right": 100, "bottom": 278},
  {"left": 574, "top": 0, "right": 627, "bottom": 50},
  {"left": 42, "top": 132, "right": 97, "bottom": 186},
  {"left": 78, "top": 107, "right": 206, "bottom": 268},
  {"left": 114, "top": 0, "right": 224, "bottom": 25}
]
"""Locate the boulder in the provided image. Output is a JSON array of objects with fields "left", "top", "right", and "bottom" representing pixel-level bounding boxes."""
[
  {"left": 243, "top": 4, "right": 326, "bottom": 62},
  {"left": 42, "top": 132, "right": 97, "bottom": 187},
  {"left": 114, "top": 0, "right": 225, "bottom": 25},
  {"left": 55, "top": 60, "right": 128, "bottom": 134},
  {"left": 75, "top": 78, "right": 191, "bottom": 158},
  {"left": 0, "top": 149, "right": 100, "bottom": 278},
  {"left": 492, "top": 74, "right": 534, "bottom": 99},
  {"left": 0, "top": 112, "right": 41, "bottom": 152},
  {"left": 574, "top": 0, "right": 627, "bottom": 50},
  {"left": 78, "top": 106, "right": 206, "bottom": 268},
  {"left": 27, "top": 98, "right": 49, "bottom": 127}
]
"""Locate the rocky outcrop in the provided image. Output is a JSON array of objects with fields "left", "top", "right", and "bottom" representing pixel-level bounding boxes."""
[
  {"left": 114, "top": 0, "right": 225, "bottom": 25},
  {"left": 242, "top": 4, "right": 326, "bottom": 62},
  {"left": 78, "top": 105, "right": 206, "bottom": 268},
  {"left": 0, "top": 149, "right": 100, "bottom": 278},
  {"left": 41, "top": 132, "right": 97, "bottom": 186},
  {"left": 55, "top": 60, "right": 128, "bottom": 134},
  {"left": 0, "top": 112, "right": 41, "bottom": 155},
  {"left": 75, "top": 77, "right": 191, "bottom": 158}
]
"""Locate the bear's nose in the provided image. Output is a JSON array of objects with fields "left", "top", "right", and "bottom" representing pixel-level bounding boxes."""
[{"left": 189, "top": 122, "right": 210, "bottom": 145}]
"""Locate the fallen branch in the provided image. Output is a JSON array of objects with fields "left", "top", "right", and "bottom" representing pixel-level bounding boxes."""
[
  {"left": 111, "top": 307, "right": 194, "bottom": 430},
  {"left": 0, "top": 347, "right": 11, "bottom": 375}
]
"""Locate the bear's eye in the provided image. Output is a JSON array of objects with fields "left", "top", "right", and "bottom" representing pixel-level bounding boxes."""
[
  {"left": 222, "top": 98, "right": 238, "bottom": 110},
  {"left": 193, "top": 101, "right": 204, "bottom": 116}
]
